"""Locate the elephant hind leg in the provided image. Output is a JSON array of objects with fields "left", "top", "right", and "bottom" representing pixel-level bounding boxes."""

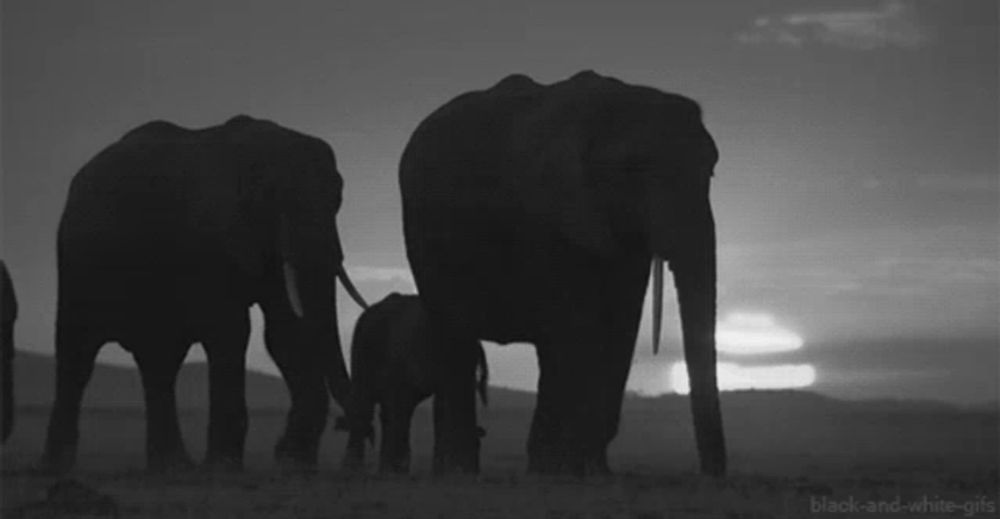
[
  {"left": 2, "top": 326, "right": 14, "bottom": 443},
  {"left": 41, "top": 322, "right": 104, "bottom": 473},
  {"left": 342, "top": 385, "right": 376, "bottom": 471},
  {"left": 202, "top": 309, "right": 250, "bottom": 471},
  {"left": 530, "top": 330, "right": 610, "bottom": 477},
  {"left": 133, "top": 342, "right": 194, "bottom": 473}
]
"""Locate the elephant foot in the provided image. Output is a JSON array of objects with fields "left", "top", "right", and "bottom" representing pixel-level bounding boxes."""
[
  {"left": 528, "top": 448, "right": 611, "bottom": 478},
  {"left": 32, "top": 456, "right": 75, "bottom": 476},
  {"left": 275, "top": 454, "right": 318, "bottom": 475},
  {"left": 202, "top": 454, "right": 244, "bottom": 474},
  {"left": 378, "top": 457, "right": 411, "bottom": 475},
  {"left": 341, "top": 450, "right": 366, "bottom": 473},
  {"left": 526, "top": 444, "right": 564, "bottom": 475},
  {"left": 274, "top": 441, "right": 319, "bottom": 474},
  {"left": 36, "top": 444, "right": 80, "bottom": 475},
  {"left": 147, "top": 450, "right": 196, "bottom": 474},
  {"left": 431, "top": 453, "right": 479, "bottom": 476}
]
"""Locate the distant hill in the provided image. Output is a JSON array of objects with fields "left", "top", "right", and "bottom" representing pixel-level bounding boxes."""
[
  {"left": 10, "top": 351, "right": 994, "bottom": 419},
  {"left": 13, "top": 350, "right": 289, "bottom": 410}
]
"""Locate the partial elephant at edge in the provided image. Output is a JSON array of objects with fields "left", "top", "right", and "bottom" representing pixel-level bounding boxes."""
[{"left": 1, "top": 260, "right": 18, "bottom": 444}]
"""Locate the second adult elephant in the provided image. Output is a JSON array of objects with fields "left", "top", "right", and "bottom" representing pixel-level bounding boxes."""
[
  {"left": 340, "top": 293, "right": 488, "bottom": 473},
  {"left": 2, "top": 261, "right": 17, "bottom": 443},
  {"left": 43, "top": 115, "right": 368, "bottom": 472},
  {"left": 401, "top": 72, "right": 726, "bottom": 476}
]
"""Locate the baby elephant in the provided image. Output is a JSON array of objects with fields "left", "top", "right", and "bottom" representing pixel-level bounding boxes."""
[{"left": 339, "top": 293, "right": 487, "bottom": 473}]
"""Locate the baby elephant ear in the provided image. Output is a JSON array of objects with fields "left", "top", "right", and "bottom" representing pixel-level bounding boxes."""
[{"left": 523, "top": 131, "right": 617, "bottom": 258}]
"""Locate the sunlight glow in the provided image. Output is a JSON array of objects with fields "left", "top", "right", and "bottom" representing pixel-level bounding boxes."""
[
  {"left": 716, "top": 312, "right": 804, "bottom": 355},
  {"left": 669, "top": 361, "right": 816, "bottom": 394}
]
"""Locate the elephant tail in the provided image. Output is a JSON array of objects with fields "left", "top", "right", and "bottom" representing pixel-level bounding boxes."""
[{"left": 475, "top": 342, "right": 489, "bottom": 407}]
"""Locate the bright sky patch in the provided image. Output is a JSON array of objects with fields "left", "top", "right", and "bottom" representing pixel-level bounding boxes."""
[
  {"left": 716, "top": 312, "right": 804, "bottom": 355},
  {"left": 669, "top": 361, "right": 816, "bottom": 394}
]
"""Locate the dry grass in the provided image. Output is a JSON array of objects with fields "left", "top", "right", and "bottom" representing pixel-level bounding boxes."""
[{"left": 2, "top": 394, "right": 997, "bottom": 518}]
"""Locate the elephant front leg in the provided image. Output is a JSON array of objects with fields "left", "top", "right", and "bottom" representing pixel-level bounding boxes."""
[
  {"left": 135, "top": 345, "right": 195, "bottom": 473},
  {"left": 341, "top": 387, "right": 376, "bottom": 471},
  {"left": 203, "top": 309, "right": 251, "bottom": 471},
  {"left": 527, "top": 345, "right": 565, "bottom": 473},
  {"left": 41, "top": 322, "right": 103, "bottom": 473},
  {"left": 529, "top": 325, "right": 611, "bottom": 476},
  {"left": 264, "top": 316, "right": 328, "bottom": 470},
  {"left": 378, "top": 390, "right": 420, "bottom": 474}
]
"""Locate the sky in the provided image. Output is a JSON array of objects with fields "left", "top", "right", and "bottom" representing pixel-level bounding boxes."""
[{"left": 2, "top": 0, "right": 997, "bottom": 403}]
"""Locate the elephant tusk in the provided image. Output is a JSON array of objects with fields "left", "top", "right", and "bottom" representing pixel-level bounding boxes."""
[
  {"left": 283, "top": 261, "right": 305, "bottom": 318},
  {"left": 652, "top": 256, "right": 664, "bottom": 355},
  {"left": 337, "top": 265, "right": 369, "bottom": 310}
]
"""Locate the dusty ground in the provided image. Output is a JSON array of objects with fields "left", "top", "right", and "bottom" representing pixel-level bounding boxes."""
[{"left": 2, "top": 392, "right": 997, "bottom": 518}]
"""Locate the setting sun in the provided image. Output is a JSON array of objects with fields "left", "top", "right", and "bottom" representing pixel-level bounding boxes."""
[
  {"left": 669, "top": 361, "right": 817, "bottom": 394},
  {"left": 716, "top": 312, "right": 804, "bottom": 355}
]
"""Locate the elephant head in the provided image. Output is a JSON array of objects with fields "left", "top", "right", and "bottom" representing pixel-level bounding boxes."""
[
  {"left": 577, "top": 88, "right": 725, "bottom": 476},
  {"left": 213, "top": 117, "right": 368, "bottom": 417},
  {"left": 266, "top": 136, "right": 368, "bottom": 414}
]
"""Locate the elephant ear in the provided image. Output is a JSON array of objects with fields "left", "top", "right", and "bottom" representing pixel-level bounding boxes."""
[
  {"left": 186, "top": 144, "right": 268, "bottom": 281},
  {"left": 521, "top": 130, "right": 617, "bottom": 258}
]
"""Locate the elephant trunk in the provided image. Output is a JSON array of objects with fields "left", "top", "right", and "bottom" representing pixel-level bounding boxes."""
[
  {"left": 278, "top": 215, "right": 355, "bottom": 415},
  {"left": 670, "top": 208, "right": 726, "bottom": 477},
  {"left": 326, "top": 265, "right": 369, "bottom": 413}
]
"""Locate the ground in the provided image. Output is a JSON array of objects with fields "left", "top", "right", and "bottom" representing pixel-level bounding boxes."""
[{"left": 2, "top": 388, "right": 997, "bottom": 518}]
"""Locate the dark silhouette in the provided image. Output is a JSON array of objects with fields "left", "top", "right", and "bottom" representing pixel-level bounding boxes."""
[
  {"left": 400, "top": 71, "right": 725, "bottom": 476},
  {"left": 1, "top": 261, "right": 17, "bottom": 443},
  {"left": 42, "top": 115, "right": 368, "bottom": 473},
  {"left": 339, "top": 293, "right": 488, "bottom": 473}
]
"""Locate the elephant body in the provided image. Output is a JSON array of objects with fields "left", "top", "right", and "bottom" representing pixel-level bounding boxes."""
[
  {"left": 44, "top": 115, "right": 365, "bottom": 472},
  {"left": 341, "top": 293, "right": 487, "bottom": 473},
  {"left": 401, "top": 72, "right": 726, "bottom": 476},
  {"left": 2, "top": 261, "right": 17, "bottom": 442}
]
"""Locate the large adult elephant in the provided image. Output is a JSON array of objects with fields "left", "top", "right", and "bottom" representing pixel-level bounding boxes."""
[
  {"left": 400, "top": 71, "right": 726, "bottom": 476},
  {"left": 42, "top": 115, "right": 368, "bottom": 472},
  {"left": 2, "top": 261, "right": 17, "bottom": 443}
]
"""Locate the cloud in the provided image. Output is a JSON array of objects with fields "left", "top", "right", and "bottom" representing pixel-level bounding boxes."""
[
  {"left": 717, "top": 312, "right": 805, "bottom": 355},
  {"left": 347, "top": 266, "right": 416, "bottom": 287},
  {"left": 916, "top": 173, "right": 998, "bottom": 193},
  {"left": 737, "top": 1, "right": 929, "bottom": 50}
]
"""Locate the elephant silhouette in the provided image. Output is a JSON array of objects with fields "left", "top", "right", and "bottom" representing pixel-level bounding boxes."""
[
  {"left": 338, "top": 293, "right": 488, "bottom": 473},
  {"left": 400, "top": 71, "right": 726, "bottom": 476},
  {"left": 42, "top": 115, "right": 368, "bottom": 473},
  {"left": 1, "top": 261, "right": 17, "bottom": 443}
]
